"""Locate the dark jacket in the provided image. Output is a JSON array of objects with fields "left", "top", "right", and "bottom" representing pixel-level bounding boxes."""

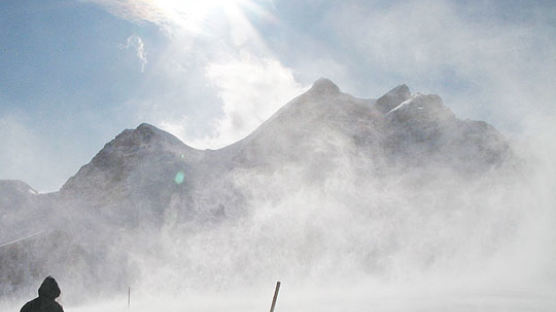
[{"left": 20, "top": 276, "right": 64, "bottom": 312}]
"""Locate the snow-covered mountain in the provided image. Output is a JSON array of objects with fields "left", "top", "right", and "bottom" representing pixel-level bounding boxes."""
[
  {"left": 51, "top": 78, "right": 512, "bottom": 226},
  {"left": 222, "top": 78, "right": 510, "bottom": 173},
  {"left": 0, "top": 79, "right": 517, "bottom": 300},
  {"left": 60, "top": 123, "right": 204, "bottom": 227}
]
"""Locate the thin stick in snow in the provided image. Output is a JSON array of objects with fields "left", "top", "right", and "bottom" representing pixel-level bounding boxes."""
[{"left": 269, "top": 281, "right": 281, "bottom": 312}]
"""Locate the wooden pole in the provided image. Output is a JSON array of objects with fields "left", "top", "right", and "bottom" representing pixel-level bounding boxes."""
[
  {"left": 128, "top": 287, "right": 131, "bottom": 309},
  {"left": 269, "top": 281, "right": 281, "bottom": 312}
]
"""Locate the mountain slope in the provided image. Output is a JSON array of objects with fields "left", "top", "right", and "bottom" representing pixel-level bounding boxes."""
[
  {"left": 60, "top": 123, "right": 205, "bottom": 226},
  {"left": 220, "top": 78, "right": 511, "bottom": 176},
  {"left": 0, "top": 78, "right": 517, "bottom": 300},
  {"left": 0, "top": 78, "right": 514, "bottom": 233}
]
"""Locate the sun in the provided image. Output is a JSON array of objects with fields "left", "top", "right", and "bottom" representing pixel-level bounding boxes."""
[
  {"left": 158, "top": 0, "right": 249, "bottom": 14},
  {"left": 151, "top": 0, "right": 257, "bottom": 35}
]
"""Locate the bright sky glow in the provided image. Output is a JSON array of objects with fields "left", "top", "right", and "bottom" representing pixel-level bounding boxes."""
[
  {"left": 140, "top": 0, "right": 252, "bottom": 33},
  {"left": 93, "top": 0, "right": 267, "bottom": 37}
]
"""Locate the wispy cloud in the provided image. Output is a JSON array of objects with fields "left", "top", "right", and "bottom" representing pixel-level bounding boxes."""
[{"left": 123, "top": 34, "right": 147, "bottom": 72}]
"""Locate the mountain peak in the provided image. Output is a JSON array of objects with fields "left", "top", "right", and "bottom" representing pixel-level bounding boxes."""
[
  {"left": 386, "top": 93, "right": 455, "bottom": 123},
  {"left": 61, "top": 123, "right": 199, "bottom": 193},
  {"left": 106, "top": 123, "right": 187, "bottom": 151},
  {"left": 309, "top": 78, "right": 340, "bottom": 94},
  {"left": 375, "top": 84, "right": 411, "bottom": 114},
  {"left": 132, "top": 123, "right": 168, "bottom": 143},
  {"left": 136, "top": 122, "right": 157, "bottom": 131}
]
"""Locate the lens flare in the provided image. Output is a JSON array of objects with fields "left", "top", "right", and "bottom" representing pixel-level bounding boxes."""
[{"left": 174, "top": 171, "right": 185, "bottom": 184}]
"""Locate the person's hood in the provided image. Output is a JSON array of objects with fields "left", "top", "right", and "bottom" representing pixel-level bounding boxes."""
[{"left": 38, "top": 276, "right": 61, "bottom": 299}]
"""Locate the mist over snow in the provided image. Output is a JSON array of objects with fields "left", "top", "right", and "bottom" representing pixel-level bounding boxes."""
[{"left": 1, "top": 80, "right": 555, "bottom": 311}]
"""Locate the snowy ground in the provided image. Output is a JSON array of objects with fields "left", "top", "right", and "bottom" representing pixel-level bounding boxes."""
[{"left": 3, "top": 282, "right": 555, "bottom": 312}]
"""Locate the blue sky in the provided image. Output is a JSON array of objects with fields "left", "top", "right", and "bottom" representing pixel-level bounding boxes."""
[{"left": 1, "top": 0, "right": 555, "bottom": 191}]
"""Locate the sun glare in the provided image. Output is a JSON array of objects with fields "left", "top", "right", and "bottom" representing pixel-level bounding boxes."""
[{"left": 152, "top": 0, "right": 255, "bottom": 34}]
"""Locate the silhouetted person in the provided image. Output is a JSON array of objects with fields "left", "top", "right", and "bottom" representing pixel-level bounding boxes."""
[{"left": 20, "top": 276, "right": 64, "bottom": 312}]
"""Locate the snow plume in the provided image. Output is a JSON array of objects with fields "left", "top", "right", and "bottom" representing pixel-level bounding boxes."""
[
  {"left": 124, "top": 35, "right": 147, "bottom": 72},
  {"left": 197, "top": 54, "right": 306, "bottom": 148},
  {"left": 155, "top": 53, "right": 305, "bottom": 149},
  {"left": 2, "top": 0, "right": 555, "bottom": 310},
  {"left": 325, "top": 0, "right": 556, "bottom": 131},
  {"left": 2, "top": 83, "right": 556, "bottom": 311},
  {"left": 87, "top": 119, "right": 555, "bottom": 312}
]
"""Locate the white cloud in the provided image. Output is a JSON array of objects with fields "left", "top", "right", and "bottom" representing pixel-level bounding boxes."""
[{"left": 124, "top": 34, "right": 148, "bottom": 72}]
